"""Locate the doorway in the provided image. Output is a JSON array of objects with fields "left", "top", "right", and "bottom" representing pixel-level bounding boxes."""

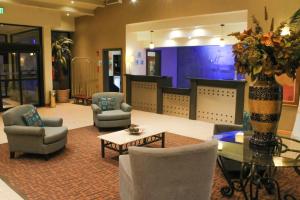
[
  {"left": 146, "top": 49, "right": 161, "bottom": 76},
  {"left": 0, "top": 24, "right": 43, "bottom": 111},
  {"left": 103, "top": 48, "right": 122, "bottom": 92}
]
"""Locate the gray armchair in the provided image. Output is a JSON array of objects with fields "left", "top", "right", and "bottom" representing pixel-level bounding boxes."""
[
  {"left": 119, "top": 140, "right": 218, "bottom": 200},
  {"left": 91, "top": 92, "right": 131, "bottom": 128},
  {"left": 2, "top": 105, "right": 68, "bottom": 159}
]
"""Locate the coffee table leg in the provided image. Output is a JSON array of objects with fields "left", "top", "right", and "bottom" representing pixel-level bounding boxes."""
[
  {"left": 101, "top": 139, "right": 105, "bottom": 158},
  {"left": 119, "top": 145, "right": 123, "bottom": 156},
  {"left": 161, "top": 132, "right": 165, "bottom": 148}
]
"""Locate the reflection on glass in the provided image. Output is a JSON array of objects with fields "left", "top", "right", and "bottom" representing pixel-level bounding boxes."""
[
  {"left": 0, "top": 53, "right": 19, "bottom": 81},
  {"left": 0, "top": 35, "right": 6, "bottom": 43},
  {"left": 20, "top": 53, "right": 38, "bottom": 79},
  {"left": 11, "top": 29, "right": 40, "bottom": 45},
  {"left": 22, "top": 80, "right": 39, "bottom": 104},
  {"left": 4, "top": 80, "right": 21, "bottom": 109}
]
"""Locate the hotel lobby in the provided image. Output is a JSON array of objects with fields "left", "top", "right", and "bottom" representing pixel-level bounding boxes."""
[{"left": 0, "top": 0, "right": 300, "bottom": 199}]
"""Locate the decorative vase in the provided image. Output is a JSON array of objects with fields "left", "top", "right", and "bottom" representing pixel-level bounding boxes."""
[{"left": 248, "top": 74, "right": 283, "bottom": 147}]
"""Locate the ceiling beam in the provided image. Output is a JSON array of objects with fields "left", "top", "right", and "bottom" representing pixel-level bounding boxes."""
[
  {"left": 1, "top": 0, "right": 104, "bottom": 16},
  {"left": 73, "top": 0, "right": 105, "bottom": 7}
]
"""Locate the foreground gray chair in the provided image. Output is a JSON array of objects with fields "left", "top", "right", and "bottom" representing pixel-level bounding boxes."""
[
  {"left": 2, "top": 105, "right": 68, "bottom": 159},
  {"left": 91, "top": 92, "right": 131, "bottom": 128},
  {"left": 119, "top": 140, "right": 218, "bottom": 200}
]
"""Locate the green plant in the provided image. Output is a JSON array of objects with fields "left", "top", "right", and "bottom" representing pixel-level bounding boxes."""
[
  {"left": 230, "top": 7, "right": 300, "bottom": 80},
  {"left": 52, "top": 36, "right": 73, "bottom": 89}
]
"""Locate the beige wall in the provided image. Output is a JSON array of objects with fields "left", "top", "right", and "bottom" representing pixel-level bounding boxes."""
[
  {"left": 0, "top": 3, "right": 75, "bottom": 104},
  {"left": 74, "top": 0, "right": 300, "bottom": 131}
]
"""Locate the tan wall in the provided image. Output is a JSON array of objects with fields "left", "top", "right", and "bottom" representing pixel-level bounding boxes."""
[
  {"left": 0, "top": 3, "right": 75, "bottom": 104},
  {"left": 74, "top": 0, "right": 300, "bottom": 131}
]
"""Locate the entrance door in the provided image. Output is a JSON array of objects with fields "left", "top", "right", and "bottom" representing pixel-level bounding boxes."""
[
  {"left": 0, "top": 50, "right": 42, "bottom": 110},
  {"left": 103, "top": 49, "right": 122, "bottom": 92}
]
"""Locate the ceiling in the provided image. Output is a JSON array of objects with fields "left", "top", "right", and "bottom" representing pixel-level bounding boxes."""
[
  {"left": 0, "top": 24, "right": 37, "bottom": 34},
  {"left": 0, "top": 0, "right": 106, "bottom": 17}
]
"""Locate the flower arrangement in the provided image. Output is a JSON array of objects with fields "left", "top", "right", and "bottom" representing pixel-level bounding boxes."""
[{"left": 230, "top": 7, "right": 300, "bottom": 80}]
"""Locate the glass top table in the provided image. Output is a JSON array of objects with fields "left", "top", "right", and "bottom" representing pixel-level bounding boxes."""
[
  {"left": 214, "top": 131, "right": 300, "bottom": 167},
  {"left": 214, "top": 131, "right": 300, "bottom": 200}
]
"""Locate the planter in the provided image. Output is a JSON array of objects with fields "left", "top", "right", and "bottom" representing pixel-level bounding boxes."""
[
  {"left": 248, "top": 74, "right": 283, "bottom": 147},
  {"left": 56, "top": 89, "right": 70, "bottom": 103}
]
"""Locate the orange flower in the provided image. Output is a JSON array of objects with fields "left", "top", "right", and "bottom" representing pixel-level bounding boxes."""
[
  {"left": 261, "top": 32, "right": 274, "bottom": 46},
  {"left": 272, "top": 36, "right": 282, "bottom": 46}
]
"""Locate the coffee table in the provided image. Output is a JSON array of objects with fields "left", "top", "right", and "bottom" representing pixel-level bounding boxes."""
[{"left": 98, "top": 127, "right": 166, "bottom": 158}]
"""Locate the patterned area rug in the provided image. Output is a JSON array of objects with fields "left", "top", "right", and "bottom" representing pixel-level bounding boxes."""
[{"left": 0, "top": 126, "right": 299, "bottom": 200}]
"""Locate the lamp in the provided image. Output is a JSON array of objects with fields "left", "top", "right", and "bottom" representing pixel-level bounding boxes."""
[{"left": 149, "top": 30, "right": 155, "bottom": 49}]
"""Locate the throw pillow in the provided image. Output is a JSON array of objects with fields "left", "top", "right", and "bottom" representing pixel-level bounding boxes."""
[
  {"left": 99, "top": 97, "right": 116, "bottom": 111},
  {"left": 22, "top": 108, "right": 44, "bottom": 127}
]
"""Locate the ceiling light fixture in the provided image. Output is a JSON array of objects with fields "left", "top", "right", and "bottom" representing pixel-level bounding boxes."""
[
  {"left": 71, "top": 0, "right": 75, "bottom": 4},
  {"left": 131, "top": 0, "right": 137, "bottom": 3},
  {"left": 66, "top": 12, "right": 70, "bottom": 16},
  {"left": 149, "top": 30, "right": 155, "bottom": 49},
  {"left": 219, "top": 24, "right": 225, "bottom": 47}
]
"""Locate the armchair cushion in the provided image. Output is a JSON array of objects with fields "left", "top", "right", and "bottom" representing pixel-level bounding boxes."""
[
  {"left": 22, "top": 108, "right": 44, "bottom": 127},
  {"left": 43, "top": 127, "right": 68, "bottom": 144},
  {"left": 121, "top": 103, "right": 132, "bottom": 112},
  {"left": 97, "top": 110, "right": 131, "bottom": 121},
  {"left": 98, "top": 96, "right": 116, "bottom": 111},
  {"left": 42, "top": 118, "right": 63, "bottom": 127}
]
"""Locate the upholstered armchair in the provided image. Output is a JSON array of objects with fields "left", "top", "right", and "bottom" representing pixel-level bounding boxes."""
[
  {"left": 91, "top": 92, "right": 132, "bottom": 128},
  {"left": 119, "top": 140, "right": 218, "bottom": 200},
  {"left": 2, "top": 105, "right": 68, "bottom": 159}
]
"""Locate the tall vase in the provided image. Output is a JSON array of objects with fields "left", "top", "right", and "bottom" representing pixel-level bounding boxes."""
[{"left": 248, "top": 74, "right": 283, "bottom": 147}]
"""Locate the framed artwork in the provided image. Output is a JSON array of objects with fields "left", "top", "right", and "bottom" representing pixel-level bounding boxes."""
[{"left": 278, "top": 69, "right": 300, "bottom": 106}]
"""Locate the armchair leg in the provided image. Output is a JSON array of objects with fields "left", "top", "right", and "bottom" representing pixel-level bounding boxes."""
[
  {"left": 10, "top": 152, "right": 15, "bottom": 159},
  {"left": 44, "top": 154, "right": 49, "bottom": 161}
]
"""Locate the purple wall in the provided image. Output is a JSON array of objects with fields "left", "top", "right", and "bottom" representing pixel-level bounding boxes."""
[
  {"left": 177, "top": 45, "right": 236, "bottom": 88},
  {"left": 156, "top": 45, "right": 242, "bottom": 88},
  {"left": 157, "top": 47, "right": 178, "bottom": 87}
]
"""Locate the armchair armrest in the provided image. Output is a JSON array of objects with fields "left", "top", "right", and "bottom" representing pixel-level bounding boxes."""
[
  {"left": 4, "top": 125, "right": 45, "bottom": 137},
  {"left": 121, "top": 103, "right": 132, "bottom": 112},
  {"left": 41, "top": 117, "right": 63, "bottom": 127},
  {"left": 91, "top": 104, "right": 102, "bottom": 114}
]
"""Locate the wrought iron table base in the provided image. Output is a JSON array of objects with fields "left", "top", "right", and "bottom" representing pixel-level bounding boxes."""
[
  {"left": 218, "top": 157, "right": 297, "bottom": 200},
  {"left": 101, "top": 132, "right": 165, "bottom": 158}
]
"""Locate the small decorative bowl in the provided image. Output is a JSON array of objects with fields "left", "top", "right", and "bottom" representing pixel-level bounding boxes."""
[{"left": 128, "top": 126, "right": 143, "bottom": 135}]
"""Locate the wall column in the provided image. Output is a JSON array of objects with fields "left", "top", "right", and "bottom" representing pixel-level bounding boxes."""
[{"left": 43, "top": 26, "right": 53, "bottom": 105}]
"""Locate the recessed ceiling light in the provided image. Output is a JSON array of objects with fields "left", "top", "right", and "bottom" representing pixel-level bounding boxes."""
[
  {"left": 66, "top": 12, "right": 70, "bottom": 16},
  {"left": 71, "top": 0, "right": 75, "bottom": 4},
  {"left": 131, "top": 0, "right": 137, "bottom": 3}
]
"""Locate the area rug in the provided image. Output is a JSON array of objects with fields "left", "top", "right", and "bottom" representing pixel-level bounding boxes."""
[{"left": 0, "top": 126, "right": 299, "bottom": 200}]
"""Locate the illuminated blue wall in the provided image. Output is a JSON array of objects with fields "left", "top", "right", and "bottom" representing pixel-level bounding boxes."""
[{"left": 159, "top": 45, "right": 243, "bottom": 88}]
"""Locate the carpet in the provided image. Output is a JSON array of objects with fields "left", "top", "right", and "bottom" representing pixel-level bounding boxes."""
[{"left": 0, "top": 126, "right": 299, "bottom": 200}]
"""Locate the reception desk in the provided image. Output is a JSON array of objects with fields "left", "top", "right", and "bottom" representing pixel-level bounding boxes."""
[{"left": 126, "top": 75, "right": 246, "bottom": 125}]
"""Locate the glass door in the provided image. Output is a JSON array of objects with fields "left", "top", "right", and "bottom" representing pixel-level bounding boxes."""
[{"left": 0, "top": 51, "right": 41, "bottom": 110}]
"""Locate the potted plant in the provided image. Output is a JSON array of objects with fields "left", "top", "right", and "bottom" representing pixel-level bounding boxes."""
[
  {"left": 52, "top": 36, "right": 73, "bottom": 103},
  {"left": 230, "top": 8, "right": 300, "bottom": 147}
]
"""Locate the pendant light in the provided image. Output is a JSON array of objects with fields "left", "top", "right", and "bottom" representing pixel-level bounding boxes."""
[
  {"left": 149, "top": 30, "right": 155, "bottom": 49},
  {"left": 219, "top": 24, "right": 225, "bottom": 47}
]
